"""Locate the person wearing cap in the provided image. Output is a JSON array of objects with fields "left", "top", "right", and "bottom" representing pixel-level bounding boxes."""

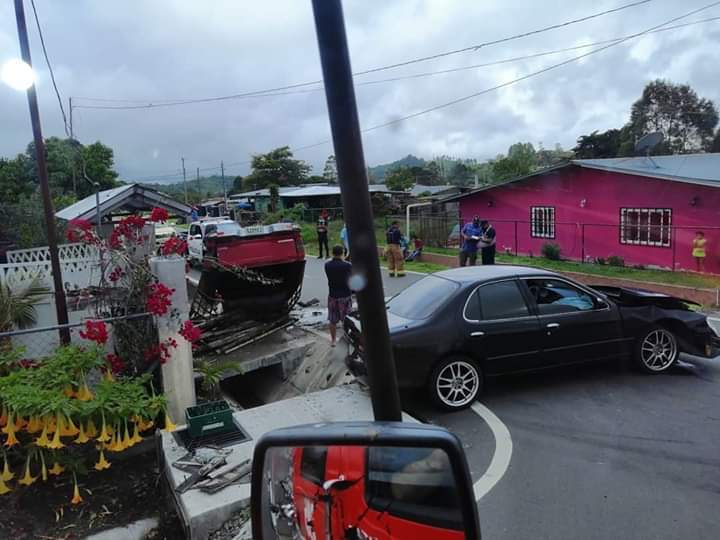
[{"left": 459, "top": 216, "right": 482, "bottom": 266}]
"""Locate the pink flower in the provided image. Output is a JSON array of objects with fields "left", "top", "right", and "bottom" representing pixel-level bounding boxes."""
[
  {"left": 79, "top": 320, "right": 108, "bottom": 345},
  {"left": 150, "top": 208, "right": 169, "bottom": 223},
  {"left": 179, "top": 320, "right": 202, "bottom": 349}
]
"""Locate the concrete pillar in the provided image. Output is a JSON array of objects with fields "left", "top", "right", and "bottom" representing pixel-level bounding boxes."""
[{"left": 150, "top": 256, "right": 196, "bottom": 424}]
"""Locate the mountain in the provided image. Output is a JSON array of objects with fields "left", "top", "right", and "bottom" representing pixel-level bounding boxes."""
[
  {"left": 141, "top": 175, "right": 231, "bottom": 202},
  {"left": 368, "top": 154, "right": 426, "bottom": 182}
]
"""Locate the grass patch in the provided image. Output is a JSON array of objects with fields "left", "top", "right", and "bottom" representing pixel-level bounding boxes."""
[{"left": 403, "top": 260, "right": 450, "bottom": 274}]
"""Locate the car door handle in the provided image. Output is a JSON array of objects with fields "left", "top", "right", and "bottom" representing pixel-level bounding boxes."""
[
  {"left": 470, "top": 331, "right": 485, "bottom": 337},
  {"left": 546, "top": 323, "right": 560, "bottom": 329}
]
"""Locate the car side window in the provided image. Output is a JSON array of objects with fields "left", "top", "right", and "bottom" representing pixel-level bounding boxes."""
[
  {"left": 525, "top": 279, "right": 595, "bottom": 314},
  {"left": 463, "top": 289, "right": 481, "bottom": 321},
  {"left": 300, "top": 446, "right": 327, "bottom": 485},
  {"left": 189, "top": 225, "right": 200, "bottom": 237},
  {"left": 478, "top": 281, "right": 529, "bottom": 320}
]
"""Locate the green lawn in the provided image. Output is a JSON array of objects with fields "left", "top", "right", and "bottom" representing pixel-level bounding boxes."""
[{"left": 299, "top": 222, "right": 720, "bottom": 288}]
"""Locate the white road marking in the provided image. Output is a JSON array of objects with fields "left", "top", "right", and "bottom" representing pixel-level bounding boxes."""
[{"left": 470, "top": 402, "right": 513, "bottom": 501}]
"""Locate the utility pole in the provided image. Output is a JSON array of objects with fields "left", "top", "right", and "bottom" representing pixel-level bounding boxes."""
[
  {"left": 220, "top": 160, "right": 228, "bottom": 213},
  {"left": 196, "top": 167, "right": 201, "bottom": 198},
  {"left": 13, "top": 0, "right": 70, "bottom": 343},
  {"left": 68, "top": 96, "right": 77, "bottom": 196},
  {"left": 181, "top": 157, "right": 187, "bottom": 204},
  {"left": 312, "top": 0, "right": 402, "bottom": 422}
]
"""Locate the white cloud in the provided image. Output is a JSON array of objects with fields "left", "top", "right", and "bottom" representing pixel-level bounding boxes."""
[{"left": 0, "top": 0, "right": 718, "bottom": 181}]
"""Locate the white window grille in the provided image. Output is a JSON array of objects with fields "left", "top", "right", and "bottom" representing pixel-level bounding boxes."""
[
  {"left": 619, "top": 208, "right": 672, "bottom": 247},
  {"left": 531, "top": 207, "right": 556, "bottom": 239}
]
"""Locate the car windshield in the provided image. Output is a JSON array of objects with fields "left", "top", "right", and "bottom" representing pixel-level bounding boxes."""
[{"left": 387, "top": 275, "right": 459, "bottom": 320}]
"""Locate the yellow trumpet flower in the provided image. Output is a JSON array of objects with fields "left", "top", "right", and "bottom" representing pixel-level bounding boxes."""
[
  {"left": 130, "top": 422, "right": 143, "bottom": 445},
  {"left": 122, "top": 422, "right": 133, "bottom": 449},
  {"left": 74, "top": 422, "right": 90, "bottom": 444},
  {"left": 3, "top": 428, "right": 19, "bottom": 448},
  {"left": 106, "top": 428, "right": 120, "bottom": 452},
  {"left": 48, "top": 462, "right": 64, "bottom": 476},
  {"left": 103, "top": 370, "right": 115, "bottom": 382},
  {"left": 163, "top": 412, "right": 177, "bottom": 433},
  {"left": 94, "top": 449, "right": 111, "bottom": 471},
  {"left": 63, "top": 386, "right": 76, "bottom": 398},
  {"left": 40, "top": 453, "right": 48, "bottom": 482},
  {"left": 96, "top": 416, "right": 110, "bottom": 443},
  {"left": 76, "top": 382, "right": 93, "bottom": 402},
  {"left": 47, "top": 415, "right": 65, "bottom": 450},
  {"left": 46, "top": 415, "right": 56, "bottom": 434},
  {"left": 1, "top": 413, "right": 14, "bottom": 435},
  {"left": 0, "top": 408, "right": 7, "bottom": 427},
  {"left": 86, "top": 419, "right": 98, "bottom": 439},
  {"left": 2, "top": 456, "right": 14, "bottom": 482},
  {"left": 18, "top": 457, "right": 37, "bottom": 486},
  {"left": 35, "top": 422, "right": 51, "bottom": 448},
  {"left": 61, "top": 416, "right": 79, "bottom": 437},
  {"left": 26, "top": 415, "right": 42, "bottom": 434},
  {"left": 14, "top": 416, "right": 26, "bottom": 431},
  {"left": 71, "top": 474, "right": 83, "bottom": 505},
  {"left": 0, "top": 475, "right": 11, "bottom": 495}
]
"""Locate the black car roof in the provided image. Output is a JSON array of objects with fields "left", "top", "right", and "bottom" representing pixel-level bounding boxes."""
[{"left": 434, "top": 265, "right": 556, "bottom": 283}]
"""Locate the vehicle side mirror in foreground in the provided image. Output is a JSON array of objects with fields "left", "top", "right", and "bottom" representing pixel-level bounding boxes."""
[{"left": 251, "top": 421, "right": 480, "bottom": 539}]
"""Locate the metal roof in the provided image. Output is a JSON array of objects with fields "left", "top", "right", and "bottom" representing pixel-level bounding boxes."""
[
  {"left": 444, "top": 153, "right": 720, "bottom": 202},
  {"left": 409, "top": 184, "right": 458, "bottom": 196},
  {"left": 56, "top": 183, "right": 191, "bottom": 222},
  {"left": 572, "top": 153, "right": 720, "bottom": 187},
  {"left": 229, "top": 183, "right": 401, "bottom": 200}
]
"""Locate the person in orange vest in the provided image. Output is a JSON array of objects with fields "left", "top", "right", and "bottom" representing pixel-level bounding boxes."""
[{"left": 692, "top": 231, "right": 707, "bottom": 272}]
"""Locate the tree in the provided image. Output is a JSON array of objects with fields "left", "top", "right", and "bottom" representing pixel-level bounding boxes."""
[
  {"left": 0, "top": 277, "right": 49, "bottom": 332},
  {"left": 268, "top": 183, "right": 280, "bottom": 212},
  {"left": 448, "top": 162, "right": 472, "bottom": 186},
  {"left": 0, "top": 154, "right": 34, "bottom": 203},
  {"left": 24, "top": 137, "right": 119, "bottom": 198},
  {"left": 711, "top": 131, "right": 720, "bottom": 152},
  {"left": 573, "top": 129, "right": 623, "bottom": 159},
  {"left": 243, "top": 146, "right": 311, "bottom": 190},
  {"left": 232, "top": 175, "right": 244, "bottom": 193},
  {"left": 322, "top": 155, "right": 338, "bottom": 184},
  {"left": 384, "top": 167, "right": 414, "bottom": 191},
  {"left": 489, "top": 142, "right": 537, "bottom": 183},
  {"left": 627, "top": 80, "right": 718, "bottom": 154}
]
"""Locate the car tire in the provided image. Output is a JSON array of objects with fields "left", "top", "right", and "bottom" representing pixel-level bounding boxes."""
[
  {"left": 428, "top": 356, "right": 483, "bottom": 411},
  {"left": 635, "top": 325, "right": 679, "bottom": 373}
]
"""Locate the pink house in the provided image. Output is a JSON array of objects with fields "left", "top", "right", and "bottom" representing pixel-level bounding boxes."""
[{"left": 450, "top": 154, "right": 720, "bottom": 274}]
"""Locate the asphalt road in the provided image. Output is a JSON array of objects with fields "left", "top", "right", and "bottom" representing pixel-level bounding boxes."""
[{"left": 188, "top": 261, "right": 720, "bottom": 538}]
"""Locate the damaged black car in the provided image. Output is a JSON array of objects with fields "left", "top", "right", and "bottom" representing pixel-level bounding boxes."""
[{"left": 345, "top": 266, "right": 720, "bottom": 411}]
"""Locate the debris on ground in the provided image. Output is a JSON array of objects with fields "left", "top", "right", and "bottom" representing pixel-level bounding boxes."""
[
  {"left": 297, "top": 297, "right": 319, "bottom": 307},
  {"left": 172, "top": 449, "right": 251, "bottom": 494},
  {"left": 292, "top": 307, "right": 327, "bottom": 327},
  {"left": 208, "top": 508, "right": 251, "bottom": 540},
  {"left": 193, "top": 313, "right": 296, "bottom": 356}
]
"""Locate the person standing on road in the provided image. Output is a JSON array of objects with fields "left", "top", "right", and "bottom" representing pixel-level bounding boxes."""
[
  {"left": 385, "top": 221, "right": 405, "bottom": 277},
  {"left": 459, "top": 216, "right": 482, "bottom": 266},
  {"left": 480, "top": 220, "right": 497, "bottom": 265},
  {"left": 317, "top": 217, "right": 330, "bottom": 259},
  {"left": 325, "top": 245, "right": 353, "bottom": 347}
]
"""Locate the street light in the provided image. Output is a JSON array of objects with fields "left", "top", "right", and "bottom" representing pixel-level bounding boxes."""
[
  {"left": 1, "top": 58, "right": 35, "bottom": 90},
  {"left": 5, "top": 0, "right": 70, "bottom": 344}
]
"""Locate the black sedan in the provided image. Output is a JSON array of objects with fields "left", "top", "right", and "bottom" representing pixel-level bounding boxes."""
[{"left": 345, "top": 266, "right": 720, "bottom": 411}]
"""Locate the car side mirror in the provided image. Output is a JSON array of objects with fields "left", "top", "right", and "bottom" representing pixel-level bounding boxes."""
[
  {"left": 251, "top": 421, "right": 480, "bottom": 539},
  {"left": 595, "top": 297, "right": 609, "bottom": 309}
]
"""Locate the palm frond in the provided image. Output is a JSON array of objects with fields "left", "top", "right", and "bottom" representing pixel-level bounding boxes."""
[{"left": 0, "top": 277, "right": 51, "bottom": 331}]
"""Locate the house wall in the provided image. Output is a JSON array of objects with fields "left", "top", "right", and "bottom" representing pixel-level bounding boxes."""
[{"left": 459, "top": 167, "right": 720, "bottom": 274}]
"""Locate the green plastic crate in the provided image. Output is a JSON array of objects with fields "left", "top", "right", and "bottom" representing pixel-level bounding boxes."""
[{"left": 185, "top": 400, "right": 233, "bottom": 438}]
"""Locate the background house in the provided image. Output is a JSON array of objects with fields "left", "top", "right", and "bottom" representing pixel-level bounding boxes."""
[{"left": 448, "top": 154, "right": 720, "bottom": 274}]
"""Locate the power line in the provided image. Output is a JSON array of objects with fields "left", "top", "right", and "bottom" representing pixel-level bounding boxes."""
[
  {"left": 76, "top": 14, "right": 720, "bottom": 114},
  {"left": 71, "top": 0, "right": 653, "bottom": 110},
  {"left": 30, "top": 0, "right": 69, "bottom": 136},
  {"left": 121, "top": 3, "right": 720, "bottom": 182}
]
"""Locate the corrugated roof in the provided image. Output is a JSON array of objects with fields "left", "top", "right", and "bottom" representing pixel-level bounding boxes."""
[
  {"left": 409, "top": 184, "right": 458, "bottom": 196},
  {"left": 572, "top": 153, "right": 720, "bottom": 187},
  {"left": 230, "top": 183, "right": 401, "bottom": 199},
  {"left": 56, "top": 183, "right": 191, "bottom": 222}
]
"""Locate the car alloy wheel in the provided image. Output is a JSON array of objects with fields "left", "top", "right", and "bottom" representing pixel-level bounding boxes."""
[
  {"left": 640, "top": 328, "right": 678, "bottom": 372},
  {"left": 435, "top": 360, "right": 480, "bottom": 408}
]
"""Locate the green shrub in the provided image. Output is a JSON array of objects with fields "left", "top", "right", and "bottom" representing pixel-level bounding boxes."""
[
  {"left": 541, "top": 242, "right": 561, "bottom": 261},
  {"left": 607, "top": 255, "right": 625, "bottom": 267},
  {"left": 595, "top": 257, "right": 606, "bottom": 265}
]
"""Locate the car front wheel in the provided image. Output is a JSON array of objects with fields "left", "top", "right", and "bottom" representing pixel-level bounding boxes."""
[
  {"left": 636, "top": 326, "right": 679, "bottom": 373},
  {"left": 429, "top": 356, "right": 482, "bottom": 411}
]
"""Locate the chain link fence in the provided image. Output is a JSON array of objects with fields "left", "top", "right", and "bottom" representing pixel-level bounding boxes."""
[{"left": 0, "top": 313, "right": 155, "bottom": 363}]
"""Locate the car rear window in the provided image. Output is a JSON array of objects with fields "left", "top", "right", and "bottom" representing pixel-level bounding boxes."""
[
  {"left": 206, "top": 222, "right": 242, "bottom": 236},
  {"left": 387, "top": 275, "right": 459, "bottom": 320}
]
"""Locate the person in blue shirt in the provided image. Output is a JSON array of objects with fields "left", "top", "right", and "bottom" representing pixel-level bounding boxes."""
[
  {"left": 459, "top": 216, "right": 482, "bottom": 266},
  {"left": 340, "top": 223, "right": 350, "bottom": 260}
]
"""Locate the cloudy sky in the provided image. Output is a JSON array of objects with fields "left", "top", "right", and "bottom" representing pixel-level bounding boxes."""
[{"left": 1, "top": 0, "right": 719, "bottom": 183}]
